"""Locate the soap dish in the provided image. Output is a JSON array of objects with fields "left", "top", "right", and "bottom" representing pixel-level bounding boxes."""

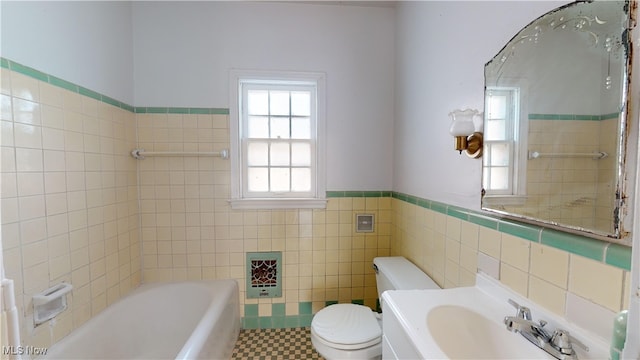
[{"left": 33, "top": 283, "right": 73, "bottom": 325}]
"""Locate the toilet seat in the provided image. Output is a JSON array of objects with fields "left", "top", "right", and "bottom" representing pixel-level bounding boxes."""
[{"left": 311, "top": 304, "right": 382, "bottom": 350}]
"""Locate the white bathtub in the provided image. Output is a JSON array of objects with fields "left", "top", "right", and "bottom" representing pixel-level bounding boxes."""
[{"left": 44, "top": 280, "right": 240, "bottom": 359}]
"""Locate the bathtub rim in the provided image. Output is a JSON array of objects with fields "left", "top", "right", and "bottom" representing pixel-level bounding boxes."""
[
  {"left": 176, "top": 279, "right": 240, "bottom": 359},
  {"left": 42, "top": 279, "right": 240, "bottom": 360}
]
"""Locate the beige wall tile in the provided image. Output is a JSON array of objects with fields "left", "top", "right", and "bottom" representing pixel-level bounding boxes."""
[
  {"left": 13, "top": 98, "right": 41, "bottom": 125},
  {"left": 460, "top": 221, "right": 479, "bottom": 249},
  {"left": 44, "top": 150, "right": 66, "bottom": 172},
  {"left": 530, "top": 243, "right": 569, "bottom": 289},
  {"left": 16, "top": 147, "right": 43, "bottom": 172},
  {"left": 3, "top": 70, "right": 140, "bottom": 350},
  {"left": 459, "top": 245, "right": 478, "bottom": 273},
  {"left": 478, "top": 227, "right": 501, "bottom": 258},
  {"left": 0, "top": 69, "right": 11, "bottom": 95},
  {"left": 500, "top": 263, "right": 528, "bottom": 297},
  {"left": 22, "top": 240, "right": 48, "bottom": 268},
  {"left": 1, "top": 147, "right": 16, "bottom": 172},
  {"left": 11, "top": 72, "right": 40, "bottom": 103},
  {"left": 569, "top": 255, "right": 624, "bottom": 312},
  {"left": 40, "top": 83, "right": 63, "bottom": 108},
  {"left": 500, "top": 234, "right": 530, "bottom": 272},
  {"left": 529, "top": 276, "right": 566, "bottom": 316},
  {"left": 17, "top": 172, "right": 44, "bottom": 196},
  {"left": 1, "top": 120, "right": 14, "bottom": 146}
]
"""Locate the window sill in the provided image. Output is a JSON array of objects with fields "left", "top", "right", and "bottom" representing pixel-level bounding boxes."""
[
  {"left": 229, "top": 198, "right": 327, "bottom": 210},
  {"left": 482, "top": 195, "right": 527, "bottom": 206}
]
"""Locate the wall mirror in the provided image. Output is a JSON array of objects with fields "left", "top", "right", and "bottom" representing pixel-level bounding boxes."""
[{"left": 481, "top": 0, "right": 632, "bottom": 242}]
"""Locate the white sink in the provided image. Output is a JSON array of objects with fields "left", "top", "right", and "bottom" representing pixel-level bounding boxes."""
[
  {"left": 427, "top": 305, "right": 549, "bottom": 359},
  {"left": 381, "top": 273, "right": 609, "bottom": 360}
]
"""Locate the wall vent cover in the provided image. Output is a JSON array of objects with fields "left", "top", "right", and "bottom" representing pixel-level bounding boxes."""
[
  {"left": 356, "top": 214, "right": 375, "bottom": 233},
  {"left": 246, "top": 251, "right": 282, "bottom": 298}
]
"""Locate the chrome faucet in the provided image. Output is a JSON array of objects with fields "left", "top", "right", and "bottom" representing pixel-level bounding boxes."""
[{"left": 504, "top": 299, "right": 589, "bottom": 360}]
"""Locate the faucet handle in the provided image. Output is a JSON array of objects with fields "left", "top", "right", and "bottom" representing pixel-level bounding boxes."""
[
  {"left": 508, "top": 299, "right": 532, "bottom": 320},
  {"left": 551, "top": 329, "right": 590, "bottom": 354}
]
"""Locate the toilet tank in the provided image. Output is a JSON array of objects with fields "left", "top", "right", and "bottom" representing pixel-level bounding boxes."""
[{"left": 373, "top": 256, "right": 440, "bottom": 299}]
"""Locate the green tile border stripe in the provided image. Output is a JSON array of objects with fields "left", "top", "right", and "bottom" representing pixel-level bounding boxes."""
[
  {"left": 499, "top": 220, "right": 542, "bottom": 242},
  {"left": 383, "top": 191, "right": 631, "bottom": 271},
  {"left": 3, "top": 57, "right": 133, "bottom": 111},
  {"left": 540, "top": 228, "right": 607, "bottom": 261},
  {"left": 242, "top": 302, "right": 314, "bottom": 329},
  {"left": 606, "top": 243, "right": 633, "bottom": 271},
  {"left": 135, "top": 107, "right": 229, "bottom": 115},
  {"left": 329, "top": 190, "right": 626, "bottom": 270},
  {"left": 3, "top": 56, "right": 630, "bottom": 270},
  {"left": 242, "top": 300, "right": 372, "bottom": 329},
  {"left": 1, "top": 57, "right": 229, "bottom": 115},
  {"left": 326, "top": 190, "right": 391, "bottom": 198}
]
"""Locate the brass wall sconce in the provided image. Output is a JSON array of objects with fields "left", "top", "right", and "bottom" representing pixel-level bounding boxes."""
[{"left": 448, "top": 109, "right": 483, "bottom": 159}]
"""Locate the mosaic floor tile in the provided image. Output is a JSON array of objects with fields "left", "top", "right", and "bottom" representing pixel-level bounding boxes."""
[{"left": 231, "top": 327, "right": 324, "bottom": 360}]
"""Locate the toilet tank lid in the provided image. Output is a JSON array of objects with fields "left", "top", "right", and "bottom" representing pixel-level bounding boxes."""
[{"left": 373, "top": 256, "right": 441, "bottom": 290}]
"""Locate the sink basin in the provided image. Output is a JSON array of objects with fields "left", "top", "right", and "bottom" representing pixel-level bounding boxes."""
[
  {"left": 382, "top": 273, "right": 609, "bottom": 360},
  {"left": 427, "top": 305, "right": 544, "bottom": 359}
]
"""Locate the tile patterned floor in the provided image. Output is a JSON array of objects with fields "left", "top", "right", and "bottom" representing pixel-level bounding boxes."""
[{"left": 231, "top": 327, "right": 325, "bottom": 360}]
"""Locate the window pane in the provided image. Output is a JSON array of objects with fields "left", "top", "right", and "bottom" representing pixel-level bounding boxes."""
[
  {"left": 487, "top": 95, "right": 507, "bottom": 120},
  {"left": 489, "top": 143, "right": 510, "bottom": 166},
  {"left": 291, "top": 143, "right": 311, "bottom": 166},
  {"left": 292, "top": 168, "right": 311, "bottom": 191},
  {"left": 248, "top": 167, "right": 269, "bottom": 192},
  {"left": 248, "top": 90, "right": 269, "bottom": 115},
  {"left": 248, "top": 142, "right": 269, "bottom": 166},
  {"left": 489, "top": 167, "right": 509, "bottom": 190},
  {"left": 248, "top": 116, "right": 269, "bottom": 138},
  {"left": 270, "top": 168, "right": 290, "bottom": 192},
  {"left": 486, "top": 119, "right": 506, "bottom": 141},
  {"left": 291, "top": 91, "right": 311, "bottom": 116},
  {"left": 291, "top": 117, "right": 310, "bottom": 139},
  {"left": 271, "top": 117, "right": 290, "bottom": 139},
  {"left": 270, "top": 143, "right": 290, "bottom": 166},
  {"left": 270, "top": 91, "right": 290, "bottom": 116},
  {"left": 239, "top": 78, "right": 320, "bottom": 200}
]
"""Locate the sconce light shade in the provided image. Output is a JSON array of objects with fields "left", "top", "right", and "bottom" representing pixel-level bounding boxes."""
[
  {"left": 448, "top": 109, "right": 483, "bottom": 158},
  {"left": 449, "top": 109, "right": 477, "bottom": 136}
]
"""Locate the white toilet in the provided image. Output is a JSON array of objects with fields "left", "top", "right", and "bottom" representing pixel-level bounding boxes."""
[{"left": 310, "top": 256, "right": 440, "bottom": 360}]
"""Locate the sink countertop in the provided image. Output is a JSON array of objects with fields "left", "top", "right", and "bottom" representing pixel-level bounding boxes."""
[{"left": 381, "top": 272, "right": 610, "bottom": 360}]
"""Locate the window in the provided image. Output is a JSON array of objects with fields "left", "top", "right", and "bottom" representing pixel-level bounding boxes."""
[
  {"left": 483, "top": 85, "right": 527, "bottom": 203},
  {"left": 230, "top": 71, "right": 326, "bottom": 209}
]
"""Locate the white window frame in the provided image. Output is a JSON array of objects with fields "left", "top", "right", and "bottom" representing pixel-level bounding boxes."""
[
  {"left": 483, "top": 79, "right": 529, "bottom": 206},
  {"left": 229, "top": 70, "right": 327, "bottom": 209}
]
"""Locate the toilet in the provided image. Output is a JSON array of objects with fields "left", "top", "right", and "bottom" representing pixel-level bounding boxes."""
[{"left": 310, "top": 256, "right": 440, "bottom": 360}]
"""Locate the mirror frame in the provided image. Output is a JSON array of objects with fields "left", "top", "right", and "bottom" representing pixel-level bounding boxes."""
[{"left": 481, "top": 0, "right": 634, "bottom": 244}]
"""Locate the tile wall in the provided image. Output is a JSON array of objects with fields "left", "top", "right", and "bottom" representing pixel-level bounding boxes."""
[
  {"left": 390, "top": 194, "right": 632, "bottom": 340},
  {"left": 0, "top": 64, "right": 140, "bottom": 349},
  {"left": 1, "top": 58, "right": 635, "bottom": 350},
  {"left": 135, "top": 112, "right": 392, "bottom": 327},
  {"left": 522, "top": 114, "right": 619, "bottom": 233}
]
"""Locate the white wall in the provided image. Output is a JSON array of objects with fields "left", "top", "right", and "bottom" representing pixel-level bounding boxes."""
[
  {"left": 393, "top": 0, "right": 569, "bottom": 210},
  {"left": 132, "top": 1, "right": 396, "bottom": 191},
  {"left": 0, "top": 1, "right": 134, "bottom": 104}
]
